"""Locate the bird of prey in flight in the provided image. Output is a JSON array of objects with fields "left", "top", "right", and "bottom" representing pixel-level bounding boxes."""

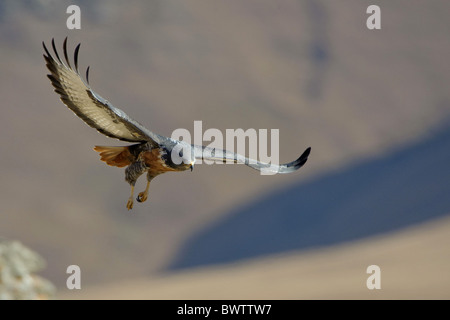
[{"left": 43, "top": 38, "right": 311, "bottom": 210}]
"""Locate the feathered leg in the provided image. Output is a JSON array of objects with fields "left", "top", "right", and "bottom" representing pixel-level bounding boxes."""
[
  {"left": 125, "top": 159, "right": 148, "bottom": 210},
  {"left": 137, "top": 172, "right": 158, "bottom": 203}
]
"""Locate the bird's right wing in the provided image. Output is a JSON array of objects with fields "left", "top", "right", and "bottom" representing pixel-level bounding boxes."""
[
  {"left": 192, "top": 145, "right": 311, "bottom": 174},
  {"left": 43, "top": 38, "right": 167, "bottom": 146}
]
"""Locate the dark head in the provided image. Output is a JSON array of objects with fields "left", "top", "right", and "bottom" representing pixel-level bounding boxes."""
[{"left": 162, "top": 142, "right": 195, "bottom": 172}]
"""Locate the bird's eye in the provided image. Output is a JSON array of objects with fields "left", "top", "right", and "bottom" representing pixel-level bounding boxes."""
[{"left": 179, "top": 150, "right": 183, "bottom": 158}]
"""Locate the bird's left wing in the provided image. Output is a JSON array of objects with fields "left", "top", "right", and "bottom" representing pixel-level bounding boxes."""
[
  {"left": 192, "top": 145, "right": 311, "bottom": 174},
  {"left": 43, "top": 38, "right": 166, "bottom": 146}
]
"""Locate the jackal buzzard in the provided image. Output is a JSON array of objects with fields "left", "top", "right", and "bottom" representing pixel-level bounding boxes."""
[{"left": 43, "top": 38, "right": 311, "bottom": 210}]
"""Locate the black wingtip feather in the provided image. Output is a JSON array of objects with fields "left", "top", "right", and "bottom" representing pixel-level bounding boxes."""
[
  {"left": 51, "top": 38, "right": 62, "bottom": 64},
  {"left": 86, "top": 66, "right": 90, "bottom": 85},
  {"left": 42, "top": 41, "right": 51, "bottom": 59},
  {"left": 300, "top": 147, "right": 311, "bottom": 161},
  {"left": 63, "top": 37, "right": 71, "bottom": 69},
  {"left": 296, "top": 147, "right": 311, "bottom": 168},
  {"left": 74, "top": 43, "right": 81, "bottom": 73},
  {"left": 276, "top": 146, "right": 311, "bottom": 173}
]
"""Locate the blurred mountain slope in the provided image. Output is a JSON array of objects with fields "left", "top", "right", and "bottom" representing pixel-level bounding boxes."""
[
  {"left": 60, "top": 214, "right": 450, "bottom": 299},
  {"left": 169, "top": 121, "right": 450, "bottom": 269}
]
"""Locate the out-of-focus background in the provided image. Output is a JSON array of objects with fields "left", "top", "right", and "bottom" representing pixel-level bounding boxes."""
[{"left": 1, "top": 0, "right": 449, "bottom": 299}]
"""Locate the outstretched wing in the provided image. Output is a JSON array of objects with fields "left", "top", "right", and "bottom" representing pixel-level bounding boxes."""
[
  {"left": 192, "top": 145, "right": 311, "bottom": 174},
  {"left": 43, "top": 38, "right": 166, "bottom": 146}
]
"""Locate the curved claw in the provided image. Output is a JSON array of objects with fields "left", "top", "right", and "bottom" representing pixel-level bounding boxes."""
[
  {"left": 126, "top": 198, "right": 134, "bottom": 210},
  {"left": 136, "top": 191, "right": 148, "bottom": 203}
]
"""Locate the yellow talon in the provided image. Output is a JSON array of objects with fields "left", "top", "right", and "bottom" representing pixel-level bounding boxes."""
[
  {"left": 136, "top": 180, "right": 150, "bottom": 203},
  {"left": 127, "top": 186, "right": 135, "bottom": 210},
  {"left": 126, "top": 198, "right": 134, "bottom": 210}
]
